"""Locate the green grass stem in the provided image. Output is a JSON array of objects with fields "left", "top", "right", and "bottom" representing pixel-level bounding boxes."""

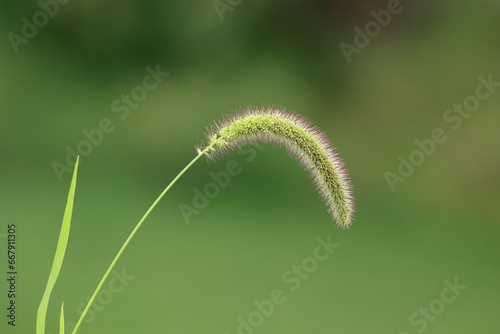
[{"left": 71, "top": 146, "right": 211, "bottom": 333}]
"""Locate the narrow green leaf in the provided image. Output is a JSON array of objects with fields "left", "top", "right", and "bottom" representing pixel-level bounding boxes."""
[
  {"left": 60, "top": 303, "right": 65, "bottom": 334},
  {"left": 36, "top": 156, "right": 79, "bottom": 334}
]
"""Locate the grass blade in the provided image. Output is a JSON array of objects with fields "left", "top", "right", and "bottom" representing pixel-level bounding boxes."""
[
  {"left": 60, "top": 303, "right": 65, "bottom": 334},
  {"left": 36, "top": 156, "right": 79, "bottom": 334}
]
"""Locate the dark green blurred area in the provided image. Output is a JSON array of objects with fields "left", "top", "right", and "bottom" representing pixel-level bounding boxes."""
[{"left": 1, "top": 1, "right": 499, "bottom": 333}]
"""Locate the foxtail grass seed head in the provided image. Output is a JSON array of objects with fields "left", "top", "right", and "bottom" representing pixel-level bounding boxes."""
[{"left": 198, "top": 106, "right": 354, "bottom": 228}]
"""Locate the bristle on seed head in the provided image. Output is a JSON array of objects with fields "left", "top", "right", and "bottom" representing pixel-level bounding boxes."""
[{"left": 198, "top": 106, "right": 354, "bottom": 228}]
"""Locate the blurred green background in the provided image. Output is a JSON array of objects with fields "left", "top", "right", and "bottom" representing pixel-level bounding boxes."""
[{"left": 1, "top": 1, "right": 499, "bottom": 333}]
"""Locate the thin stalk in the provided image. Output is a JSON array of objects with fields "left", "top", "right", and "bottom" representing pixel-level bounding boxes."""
[{"left": 72, "top": 145, "right": 212, "bottom": 334}]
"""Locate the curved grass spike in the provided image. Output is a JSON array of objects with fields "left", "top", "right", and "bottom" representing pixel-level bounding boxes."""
[
  {"left": 199, "top": 106, "right": 354, "bottom": 227},
  {"left": 72, "top": 106, "right": 354, "bottom": 333}
]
